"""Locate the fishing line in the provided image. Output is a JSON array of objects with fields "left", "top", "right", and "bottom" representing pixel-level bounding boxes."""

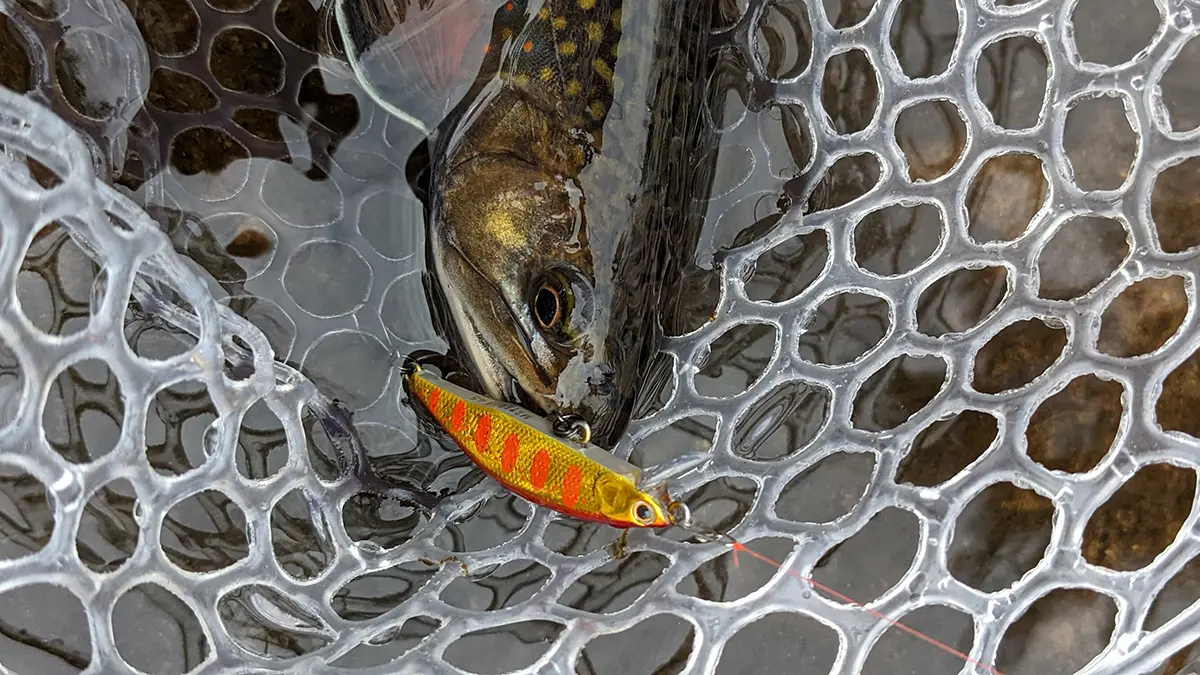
[
  {"left": 724, "top": 537, "right": 1004, "bottom": 675},
  {"left": 671, "top": 514, "right": 1001, "bottom": 673}
]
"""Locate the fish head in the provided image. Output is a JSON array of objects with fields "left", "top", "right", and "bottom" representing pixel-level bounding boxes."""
[{"left": 432, "top": 152, "right": 629, "bottom": 446}]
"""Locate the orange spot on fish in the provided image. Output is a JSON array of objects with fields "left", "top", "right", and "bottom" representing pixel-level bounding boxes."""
[
  {"left": 505, "top": 1, "right": 513, "bottom": 9},
  {"left": 475, "top": 414, "right": 492, "bottom": 453},
  {"left": 523, "top": 39, "right": 534, "bottom": 52},
  {"left": 530, "top": 449, "right": 550, "bottom": 489},
  {"left": 428, "top": 388, "right": 440, "bottom": 412},
  {"left": 451, "top": 400, "right": 465, "bottom": 431},
  {"left": 562, "top": 465, "right": 582, "bottom": 509},
  {"left": 502, "top": 433, "right": 520, "bottom": 473}
]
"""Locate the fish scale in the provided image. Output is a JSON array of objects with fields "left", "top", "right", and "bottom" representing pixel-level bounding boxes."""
[
  {"left": 404, "top": 366, "right": 673, "bottom": 528},
  {"left": 504, "top": 0, "right": 623, "bottom": 133}
]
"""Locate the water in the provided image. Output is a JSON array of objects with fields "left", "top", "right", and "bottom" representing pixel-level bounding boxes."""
[{"left": 2, "top": 0, "right": 1200, "bottom": 672}]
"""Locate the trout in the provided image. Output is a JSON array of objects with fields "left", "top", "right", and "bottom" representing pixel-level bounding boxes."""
[{"left": 330, "top": 0, "right": 718, "bottom": 447}]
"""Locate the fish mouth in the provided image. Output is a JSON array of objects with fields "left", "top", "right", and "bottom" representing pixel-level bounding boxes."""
[
  {"left": 434, "top": 242, "right": 554, "bottom": 403},
  {"left": 435, "top": 248, "right": 628, "bottom": 445}
]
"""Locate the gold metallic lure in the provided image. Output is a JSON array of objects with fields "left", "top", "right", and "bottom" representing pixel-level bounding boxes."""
[{"left": 404, "top": 364, "right": 676, "bottom": 528}]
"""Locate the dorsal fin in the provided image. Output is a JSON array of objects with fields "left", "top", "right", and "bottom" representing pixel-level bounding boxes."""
[{"left": 333, "top": 0, "right": 520, "bottom": 133}]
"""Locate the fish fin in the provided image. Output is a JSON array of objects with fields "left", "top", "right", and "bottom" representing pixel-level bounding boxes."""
[
  {"left": 636, "top": 452, "right": 712, "bottom": 490},
  {"left": 334, "top": 0, "right": 504, "bottom": 132}
]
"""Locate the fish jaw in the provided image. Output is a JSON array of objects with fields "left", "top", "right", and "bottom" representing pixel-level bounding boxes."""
[
  {"left": 431, "top": 231, "right": 555, "bottom": 408},
  {"left": 432, "top": 233, "right": 629, "bottom": 447}
]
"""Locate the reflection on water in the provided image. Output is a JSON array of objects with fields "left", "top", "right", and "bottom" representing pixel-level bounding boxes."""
[
  {"left": 575, "top": 613, "right": 694, "bottom": 675},
  {"left": 716, "top": 611, "right": 839, "bottom": 674},
  {"left": 677, "top": 536, "right": 794, "bottom": 603},
  {"left": 558, "top": 551, "right": 670, "bottom": 614},
  {"left": 442, "top": 620, "right": 565, "bottom": 674},
  {"left": 218, "top": 584, "right": 333, "bottom": 658},
  {"left": 332, "top": 561, "right": 439, "bottom": 623},
  {"left": 995, "top": 589, "right": 1117, "bottom": 675},
  {"left": 329, "top": 616, "right": 440, "bottom": 668},
  {"left": 441, "top": 559, "right": 552, "bottom": 612}
]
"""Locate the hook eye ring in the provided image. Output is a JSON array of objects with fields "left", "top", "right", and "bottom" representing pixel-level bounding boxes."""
[
  {"left": 667, "top": 500, "right": 692, "bottom": 527},
  {"left": 551, "top": 414, "right": 592, "bottom": 445}
]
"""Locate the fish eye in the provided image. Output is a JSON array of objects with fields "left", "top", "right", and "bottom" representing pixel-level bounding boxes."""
[
  {"left": 533, "top": 283, "right": 562, "bottom": 331},
  {"left": 529, "top": 269, "right": 590, "bottom": 343},
  {"left": 632, "top": 501, "right": 655, "bottom": 525}
]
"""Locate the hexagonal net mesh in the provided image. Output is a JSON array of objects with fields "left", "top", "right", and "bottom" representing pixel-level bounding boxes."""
[{"left": 2, "top": 0, "right": 1200, "bottom": 673}]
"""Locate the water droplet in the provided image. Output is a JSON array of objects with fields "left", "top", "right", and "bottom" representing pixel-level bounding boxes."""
[
  {"left": 1172, "top": 8, "right": 1192, "bottom": 30},
  {"left": 203, "top": 424, "right": 220, "bottom": 458},
  {"left": 1115, "top": 632, "right": 1138, "bottom": 654}
]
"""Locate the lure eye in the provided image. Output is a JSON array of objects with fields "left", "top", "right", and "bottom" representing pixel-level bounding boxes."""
[
  {"left": 632, "top": 501, "right": 655, "bottom": 525},
  {"left": 533, "top": 284, "right": 562, "bottom": 331}
]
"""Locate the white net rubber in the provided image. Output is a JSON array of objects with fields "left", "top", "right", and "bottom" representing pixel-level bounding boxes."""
[{"left": 2, "top": 0, "right": 1200, "bottom": 673}]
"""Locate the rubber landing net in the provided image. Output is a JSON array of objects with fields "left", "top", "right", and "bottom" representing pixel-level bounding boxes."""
[{"left": 1, "top": 0, "right": 1200, "bottom": 673}]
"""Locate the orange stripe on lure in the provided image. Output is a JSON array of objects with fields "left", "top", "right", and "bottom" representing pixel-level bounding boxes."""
[{"left": 403, "top": 364, "right": 678, "bottom": 528}]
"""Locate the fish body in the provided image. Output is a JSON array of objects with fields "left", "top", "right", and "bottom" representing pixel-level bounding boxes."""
[
  {"left": 426, "top": 0, "right": 717, "bottom": 447},
  {"left": 404, "top": 365, "right": 673, "bottom": 528},
  {"left": 331, "top": 0, "right": 718, "bottom": 447}
]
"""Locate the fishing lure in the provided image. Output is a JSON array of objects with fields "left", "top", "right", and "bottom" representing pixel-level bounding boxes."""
[
  {"left": 402, "top": 363, "right": 703, "bottom": 529},
  {"left": 401, "top": 365, "right": 1006, "bottom": 673}
]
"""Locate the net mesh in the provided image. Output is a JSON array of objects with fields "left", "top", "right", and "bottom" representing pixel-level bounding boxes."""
[{"left": 2, "top": 0, "right": 1200, "bottom": 673}]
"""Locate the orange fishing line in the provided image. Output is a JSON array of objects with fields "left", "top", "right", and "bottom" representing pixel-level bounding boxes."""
[{"left": 728, "top": 541, "right": 1005, "bottom": 675}]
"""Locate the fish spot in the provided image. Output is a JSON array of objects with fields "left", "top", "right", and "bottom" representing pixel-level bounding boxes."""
[
  {"left": 593, "top": 58, "right": 613, "bottom": 81},
  {"left": 562, "top": 465, "right": 583, "bottom": 509},
  {"left": 558, "top": 41, "right": 577, "bottom": 56},
  {"left": 506, "top": 1, "right": 513, "bottom": 11},
  {"left": 513, "top": 73, "right": 530, "bottom": 87},
  {"left": 428, "top": 388, "right": 441, "bottom": 412},
  {"left": 502, "top": 27, "right": 513, "bottom": 41},
  {"left": 476, "top": 415, "right": 492, "bottom": 454},
  {"left": 540, "top": 66, "right": 554, "bottom": 82},
  {"left": 537, "top": 6, "right": 549, "bottom": 19},
  {"left": 589, "top": 101, "right": 605, "bottom": 118},
  {"left": 566, "top": 79, "right": 581, "bottom": 96},
  {"left": 523, "top": 40, "right": 534, "bottom": 53},
  {"left": 611, "top": 9, "right": 621, "bottom": 26},
  {"left": 553, "top": 16, "right": 567, "bottom": 30},
  {"left": 587, "top": 22, "right": 602, "bottom": 43},
  {"left": 451, "top": 400, "right": 466, "bottom": 432},
  {"left": 503, "top": 434, "right": 520, "bottom": 474},
  {"left": 531, "top": 449, "right": 551, "bottom": 490},
  {"left": 579, "top": 0, "right": 595, "bottom": 8}
]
